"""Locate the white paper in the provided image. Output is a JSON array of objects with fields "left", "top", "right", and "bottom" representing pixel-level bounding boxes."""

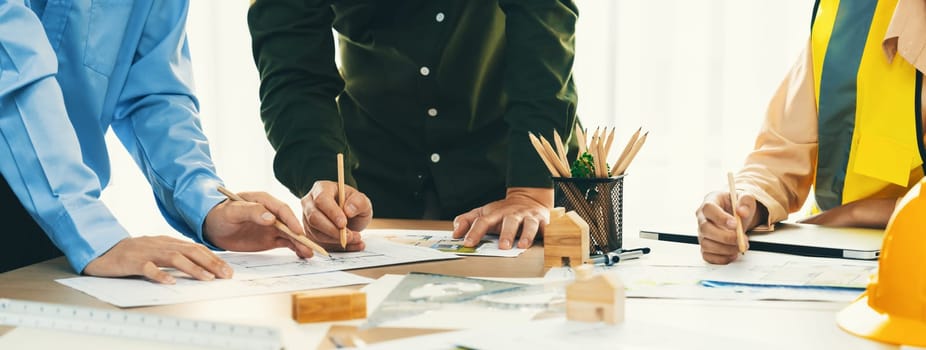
[
  {"left": 57, "top": 271, "right": 372, "bottom": 307},
  {"left": 363, "top": 229, "right": 526, "bottom": 257},
  {"left": 544, "top": 257, "right": 876, "bottom": 302},
  {"left": 222, "top": 237, "right": 459, "bottom": 280}
]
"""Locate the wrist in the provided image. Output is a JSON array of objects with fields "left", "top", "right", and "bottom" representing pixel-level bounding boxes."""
[
  {"left": 748, "top": 201, "right": 770, "bottom": 230},
  {"left": 506, "top": 187, "right": 554, "bottom": 207}
]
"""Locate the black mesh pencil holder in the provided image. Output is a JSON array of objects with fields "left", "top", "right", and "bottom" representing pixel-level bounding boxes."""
[{"left": 552, "top": 175, "right": 624, "bottom": 255}]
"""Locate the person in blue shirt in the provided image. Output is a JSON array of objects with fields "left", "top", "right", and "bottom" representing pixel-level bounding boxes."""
[{"left": 0, "top": 0, "right": 313, "bottom": 283}]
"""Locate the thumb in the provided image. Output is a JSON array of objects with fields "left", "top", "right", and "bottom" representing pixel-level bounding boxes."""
[{"left": 736, "top": 194, "right": 759, "bottom": 226}]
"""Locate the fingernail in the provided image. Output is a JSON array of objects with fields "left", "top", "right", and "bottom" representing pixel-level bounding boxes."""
[
  {"left": 518, "top": 239, "right": 529, "bottom": 249},
  {"left": 463, "top": 237, "right": 472, "bottom": 246},
  {"left": 222, "top": 266, "right": 233, "bottom": 278},
  {"left": 453, "top": 221, "right": 460, "bottom": 230},
  {"left": 261, "top": 212, "right": 275, "bottom": 222},
  {"left": 164, "top": 275, "right": 176, "bottom": 284},
  {"left": 345, "top": 204, "right": 357, "bottom": 216},
  {"left": 726, "top": 219, "right": 736, "bottom": 228},
  {"left": 500, "top": 239, "right": 511, "bottom": 250},
  {"left": 202, "top": 271, "right": 215, "bottom": 281}
]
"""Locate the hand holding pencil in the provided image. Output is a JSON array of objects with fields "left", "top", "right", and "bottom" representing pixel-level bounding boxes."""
[
  {"left": 297, "top": 154, "right": 373, "bottom": 252},
  {"left": 694, "top": 174, "right": 765, "bottom": 265},
  {"left": 206, "top": 187, "right": 320, "bottom": 259}
]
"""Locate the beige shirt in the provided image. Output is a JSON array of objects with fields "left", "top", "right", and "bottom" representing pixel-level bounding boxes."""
[{"left": 736, "top": 0, "right": 926, "bottom": 225}]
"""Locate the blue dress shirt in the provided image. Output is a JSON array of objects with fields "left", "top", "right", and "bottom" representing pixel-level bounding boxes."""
[{"left": 0, "top": 0, "right": 225, "bottom": 273}]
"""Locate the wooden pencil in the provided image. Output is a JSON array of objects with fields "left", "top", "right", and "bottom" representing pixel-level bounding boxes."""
[
  {"left": 613, "top": 131, "right": 647, "bottom": 175},
  {"left": 337, "top": 153, "right": 347, "bottom": 249},
  {"left": 217, "top": 186, "right": 330, "bottom": 258},
  {"left": 553, "top": 129, "right": 570, "bottom": 171},
  {"left": 611, "top": 127, "right": 641, "bottom": 175},
  {"left": 528, "top": 132, "right": 563, "bottom": 177},
  {"left": 602, "top": 127, "right": 616, "bottom": 161},
  {"left": 539, "top": 134, "right": 572, "bottom": 178},
  {"left": 575, "top": 124, "right": 587, "bottom": 155},
  {"left": 727, "top": 172, "right": 748, "bottom": 254}
]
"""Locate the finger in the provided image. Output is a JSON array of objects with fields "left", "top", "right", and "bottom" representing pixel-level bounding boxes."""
[
  {"left": 463, "top": 216, "right": 496, "bottom": 247},
  {"left": 276, "top": 237, "right": 314, "bottom": 259},
  {"left": 159, "top": 251, "right": 216, "bottom": 281},
  {"left": 699, "top": 234, "right": 741, "bottom": 256},
  {"left": 497, "top": 216, "right": 520, "bottom": 250},
  {"left": 452, "top": 209, "right": 479, "bottom": 239},
  {"left": 702, "top": 252, "right": 738, "bottom": 265},
  {"left": 222, "top": 200, "right": 278, "bottom": 227},
  {"left": 241, "top": 192, "right": 305, "bottom": 236},
  {"left": 699, "top": 222, "right": 740, "bottom": 248},
  {"left": 179, "top": 244, "right": 233, "bottom": 279},
  {"left": 517, "top": 216, "right": 541, "bottom": 249},
  {"left": 142, "top": 261, "right": 175, "bottom": 284},
  {"left": 343, "top": 190, "right": 373, "bottom": 230},
  {"left": 344, "top": 241, "right": 365, "bottom": 252},
  {"left": 700, "top": 202, "right": 737, "bottom": 231},
  {"left": 313, "top": 185, "right": 349, "bottom": 229},
  {"left": 735, "top": 194, "right": 757, "bottom": 222},
  {"left": 307, "top": 210, "right": 342, "bottom": 242}
]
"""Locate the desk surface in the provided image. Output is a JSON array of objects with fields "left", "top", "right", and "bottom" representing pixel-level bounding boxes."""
[{"left": 0, "top": 219, "right": 895, "bottom": 349}]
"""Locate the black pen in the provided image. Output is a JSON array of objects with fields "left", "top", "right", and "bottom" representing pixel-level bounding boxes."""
[{"left": 590, "top": 247, "right": 651, "bottom": 266}]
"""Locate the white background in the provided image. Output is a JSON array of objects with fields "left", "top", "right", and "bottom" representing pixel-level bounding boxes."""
[{"left": 100, "top": 0, "right": 812, "bottom": 239}]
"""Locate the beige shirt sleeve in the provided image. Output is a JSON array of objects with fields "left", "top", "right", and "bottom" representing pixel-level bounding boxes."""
[{"left": 735, "top": 39, "right": 819, "bottom": 226}]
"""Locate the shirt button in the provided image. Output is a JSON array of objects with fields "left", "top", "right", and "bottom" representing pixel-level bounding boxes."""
[
  {"left": 430, "top": 153, "right": 441, "bottom": 163},
  {"left": 435, "top": 12, "right": 445, "bottom": 22},
  {"left": 419, "top": 66, "right": 431, "bottom": 76},
  {"left": 427, "top": 108, "right": 438, "bottom": 117}
]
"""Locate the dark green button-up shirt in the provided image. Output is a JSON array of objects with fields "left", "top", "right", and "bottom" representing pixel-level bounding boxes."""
[{"left": 249, "top": 0, "right": 579, "bottom": 219}]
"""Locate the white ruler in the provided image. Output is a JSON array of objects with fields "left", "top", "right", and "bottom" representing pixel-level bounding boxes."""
[{"left": 0, "top": 299, "right": 281, "bottom": 350}]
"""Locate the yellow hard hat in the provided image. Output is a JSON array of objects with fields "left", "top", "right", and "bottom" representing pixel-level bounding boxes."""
[{"left": 837, "top": 177, "right": 926, "bottom": 346}]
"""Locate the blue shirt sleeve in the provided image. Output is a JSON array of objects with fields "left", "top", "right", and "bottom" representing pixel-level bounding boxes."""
[
  {"left": 0, "top": 2, "right": 129, "bottom": 273},
  {"left": 109, "top": 1, "right": 225, "bottom": 249}
]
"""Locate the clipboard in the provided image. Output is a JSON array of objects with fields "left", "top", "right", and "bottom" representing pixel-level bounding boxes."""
[{"left": 639, "top": 222, "right": 883, "bottom": 260}]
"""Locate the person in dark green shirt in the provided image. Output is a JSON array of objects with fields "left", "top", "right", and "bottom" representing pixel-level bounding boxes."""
[{"left": 248, "top": 0, "right": 579, "bottom": 252}]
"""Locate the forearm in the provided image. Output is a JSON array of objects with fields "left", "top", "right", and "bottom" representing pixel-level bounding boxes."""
[
  {"left": 112, "top": 1, "right": 224, "bottom": 246},
  {"left": 249, "top": 0, "right": 352, "bottom": 196},
  {"left": 736, "top": 40, "right": 819, "bottom": 225},
  {"left": 499, "top": 0, "right": 579, "bottom": 189},
  {"left": 0, "top": 4, "right": 128, "bottom": 272}
]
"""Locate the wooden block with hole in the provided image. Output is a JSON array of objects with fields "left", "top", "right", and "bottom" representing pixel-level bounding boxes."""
[
  {"left": 566, "top": 265, "right": 625, "bottom": 324},
  {"left": 292, "top": 289, "right": 366, "bottom": 323},
  {"left": 544, "top": 207, "right": 590, "bottom": 268}
]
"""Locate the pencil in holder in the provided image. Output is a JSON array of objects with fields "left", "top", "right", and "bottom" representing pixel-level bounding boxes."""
[{"left": 552, "top": 175, "right": 624, "bottom": 255}]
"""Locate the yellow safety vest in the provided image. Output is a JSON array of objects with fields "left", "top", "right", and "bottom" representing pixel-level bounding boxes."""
[{"left": 811, "top": 0, "right": 925, "bottom": 210}]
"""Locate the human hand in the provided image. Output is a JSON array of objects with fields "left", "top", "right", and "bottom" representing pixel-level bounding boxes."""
[
  {"left": 204, "top": 191, "right": 314, "bottom": 258},
  {"left": 695, "top": 191, "right": 766, "bottom": 264},
  {"left": 451, "top": 187, "right": 553, "bottom": 250},
  {"left": 301, "top": 180, "right": 371, "bottom": 252},
  {"left": 797, "top": 198, "right": 896, "bottom": 229},
  {"left": 83, "top": 236, "right": 233, "bottom": 284}
]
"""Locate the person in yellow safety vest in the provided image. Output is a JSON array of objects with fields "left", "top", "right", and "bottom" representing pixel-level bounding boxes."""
[{"left": 695, "top": 0, "right": 926, "bottom": 265}]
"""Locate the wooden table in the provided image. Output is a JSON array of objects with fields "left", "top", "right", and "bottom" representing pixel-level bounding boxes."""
[{"left": 0, "top": 219, "right": 897, "bottom": 349}]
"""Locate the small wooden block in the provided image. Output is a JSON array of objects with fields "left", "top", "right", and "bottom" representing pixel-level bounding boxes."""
[
  {"left": 565, "top": 266, "right": 625, "bottom": 324},
  {"left": 544, "top": 209, "right": 591, "bottom": 268},
  {"left": 292, "top": 289, "right": 367, "bottom": 323}
]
